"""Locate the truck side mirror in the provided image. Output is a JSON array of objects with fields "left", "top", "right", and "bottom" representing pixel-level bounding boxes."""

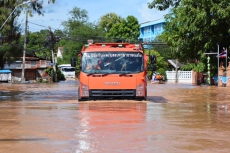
[{"left": 71, "top": 57, "right": 76, "bottom": 67}]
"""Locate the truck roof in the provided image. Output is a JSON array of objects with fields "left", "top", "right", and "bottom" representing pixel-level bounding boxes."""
[
  {"left": 82, "top": 42, "right": 145, "bottom": 53},
  {"left": 58, "top": 64, "right": 71, "bottom": 68}
]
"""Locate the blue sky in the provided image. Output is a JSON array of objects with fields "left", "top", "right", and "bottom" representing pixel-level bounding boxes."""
[{"left": 18, "top": 0, "right": 169, "bottom": 32}]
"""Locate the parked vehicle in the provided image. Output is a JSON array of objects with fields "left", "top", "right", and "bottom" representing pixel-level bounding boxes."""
[
  {"left": 58, "top": 64, "right": 75, "bottom": 79},
  {"left": 0, "top": 70, "right": 12, "bottom": 83}
]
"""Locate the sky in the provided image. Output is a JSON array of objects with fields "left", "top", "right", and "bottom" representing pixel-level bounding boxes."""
[{"left": 18, "top": 0, "right": 169, "bottom": 32}]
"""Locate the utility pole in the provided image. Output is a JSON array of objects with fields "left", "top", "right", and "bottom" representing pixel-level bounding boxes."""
[
  {"left": 175, "top": 59, "right": 178, "bottom": 83},
  {"left": 21, "top": 12, "right": 28, "bottom": 83},
  {"left": 48, "top": 26, "right": 57, "bottom": 82},
  {"left": 175, "top": 48, "right": 179, "bottom": 83}
]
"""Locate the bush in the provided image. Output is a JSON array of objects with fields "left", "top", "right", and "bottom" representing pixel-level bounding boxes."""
[
  {"left": 44, "top": 66, "right": 66, "bottom": 82},
  {"left": 147, "top": 49, "right": 168, "bottom": 80},
  {"left": 57, "top": 68, "right": 65, "bottom": 81}
]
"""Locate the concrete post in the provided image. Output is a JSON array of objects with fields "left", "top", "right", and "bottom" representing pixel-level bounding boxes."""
[
  {"left": 218, "top": 62, "right": 225, "bottom": 87},
  {"left": 192, "top": 71, "right": 197, "bottom": 85},
  {"left": 227, "top": 62, "right": 230, "bottom": 87}
]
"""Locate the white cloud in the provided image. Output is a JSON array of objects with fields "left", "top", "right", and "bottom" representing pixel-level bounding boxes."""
[{"left": 138, "top": 2, "right": 169, "bottom": 23}]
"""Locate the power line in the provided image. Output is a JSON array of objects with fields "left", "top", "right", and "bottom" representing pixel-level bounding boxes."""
[
  {"left": 28, "top": 21, "right": 49, "bottom": 28},
  {"left": 28, "top": 21, "right": 60, "bottom": 31}
]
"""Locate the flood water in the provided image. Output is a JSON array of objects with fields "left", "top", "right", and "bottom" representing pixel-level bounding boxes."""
[{"left": 0, "top": 80, "right": 230, "bottom": 153}]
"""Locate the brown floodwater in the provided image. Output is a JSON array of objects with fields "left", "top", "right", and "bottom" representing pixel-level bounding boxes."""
[{"left": 0, "top": 80, "right": 230, "bottom": 153}]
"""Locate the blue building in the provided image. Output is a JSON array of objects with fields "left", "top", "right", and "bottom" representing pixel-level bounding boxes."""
[
  {"left": 138, "top": 19, "right": 184, "bottom": 70},
  {"left": 139, "top": 18, "right": 165, "bottom": 42}
]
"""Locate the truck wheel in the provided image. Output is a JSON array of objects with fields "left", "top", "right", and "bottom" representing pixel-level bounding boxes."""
[
  {"left": 78, "top": 88, "right": 82, "bottom": 101},
  {"left": 144, "top": 86, "right": 147, "bottom": 101}
]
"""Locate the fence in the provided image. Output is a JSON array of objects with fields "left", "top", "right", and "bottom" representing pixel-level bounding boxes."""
[{"left": 166, "top": 70, "right": 193, "bottom": 83}]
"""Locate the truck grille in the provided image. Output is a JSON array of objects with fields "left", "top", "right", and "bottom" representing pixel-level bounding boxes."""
[{"left": 89, "top": 89, "right": 135, "bottom": 99}]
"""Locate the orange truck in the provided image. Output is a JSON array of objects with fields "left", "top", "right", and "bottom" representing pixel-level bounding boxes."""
[{"left": 71, "top": 40, "right": 156, "bottom": 101}]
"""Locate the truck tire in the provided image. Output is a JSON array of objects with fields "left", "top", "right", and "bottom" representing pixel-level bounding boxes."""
[
  {"left": 78, "top": 88, "right": 82, "bottom": 101},
  {"left": 143, "top": 86, "right": 147, "bottom": 101}
]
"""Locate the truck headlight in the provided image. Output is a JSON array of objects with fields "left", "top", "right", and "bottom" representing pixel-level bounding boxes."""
[
  {"left": 136, "top": 82, "right": 144, "bottom": 97},
  {"left": 81, "top": 83, "right": 89, "bottom": 97}
]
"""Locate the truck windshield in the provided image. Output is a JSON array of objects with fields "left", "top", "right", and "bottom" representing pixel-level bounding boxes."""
[{"left": 81, "top": 52, "right": 144, "bottom": 74}]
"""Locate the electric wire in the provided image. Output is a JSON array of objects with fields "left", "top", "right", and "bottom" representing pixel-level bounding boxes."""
[{"left": 28, "top": 21, "right": 61, "bottom": 31}]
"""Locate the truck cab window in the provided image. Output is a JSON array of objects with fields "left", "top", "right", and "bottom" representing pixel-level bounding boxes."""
[{"left": 82, "top": 52, "right": 143, "bottom": 74}]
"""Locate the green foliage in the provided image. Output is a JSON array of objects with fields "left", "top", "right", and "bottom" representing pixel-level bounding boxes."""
[
  {"left": 181, "top": 62, "right": 205, "bottom": 72},
  {"left": 98, "top": 13, "right": 122, "bottom": 32},
  {"left": 45, "top": 66, "right": 65, "bottom": 81},
  {"left": 147, "top": 49, "right": 168, "bottom": 77},
  {"left": 0, "top": 43, "right": 22, "bottom": 68},
  {"left": 56, "top": 68, "right": 66, "bottom": 81},
  {"left": 149, "top": 39, "right": 174, "bottom": 60},
  {"left": 56, "top": 7, "right": 106, "bottom": 72},
  {"left": 106, "top": 16, "right": 140, "bottom": 40},
  {"left": 0, "top": 0, "right": 22, "bottom": 68},
  {"left": 158, "top": 0, "right": 230, "bottom": 75},
  {"left": 0, "top": 0, "right": 55, "bottom": 68},
  {"left": 148, "top": 0, "right": 181, "bottom": 10},
  {"left": 62, "top": 7, "right": 105, "bottom": 38},
  {"left": 68, "top": 7, "right": 89, "bottom": 22},
  {"left": 21, "top": 30, "right": 52, "bottom": 60},
  {"left": 44, "top": 67, "right": 53, "bottom": 76}
]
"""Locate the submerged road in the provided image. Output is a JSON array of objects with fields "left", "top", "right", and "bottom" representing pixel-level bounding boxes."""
[{"left": 0, "top": 80, "right": 230, "bottom": 153}]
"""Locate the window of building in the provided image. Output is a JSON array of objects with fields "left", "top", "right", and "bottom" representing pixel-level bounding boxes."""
[
  {"left": 31, "top": 61, "right": 36, "bottom": 65},
  {"left": 154, "top": 24, "right": 162, "bottom": 31},
  {"left": 143, "top": 26, "right": 151, "bottom": 34}
]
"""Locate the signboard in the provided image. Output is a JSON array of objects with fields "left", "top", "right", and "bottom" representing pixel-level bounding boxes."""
[{"left": 50, "top": 63, "right": 55, "bottom": 66}]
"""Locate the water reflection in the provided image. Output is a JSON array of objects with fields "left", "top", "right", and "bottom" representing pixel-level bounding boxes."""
[
  {"left": 75, "top": 102, "right": 147, "bottom": 152},
  {"left": 1, "top": 81, "right": 230, "bottom": 152},
  {"left": 0, "top": 138, "right": 47, "bottom": 141},
  {"left": 0, "top": 80, "right": 78, "bottom": 102},
  {"left": 216, "top": 104, "right": 230, "bottom": 123}
]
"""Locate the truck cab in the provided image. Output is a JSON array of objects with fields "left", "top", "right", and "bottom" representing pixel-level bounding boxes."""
[{"left": 73, "top": 40, "right": 156, "bottom": 101}]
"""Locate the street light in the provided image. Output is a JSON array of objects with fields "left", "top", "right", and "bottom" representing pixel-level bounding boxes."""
[{"left": 0, "top": 0, "right": 36, "bottom": 31}]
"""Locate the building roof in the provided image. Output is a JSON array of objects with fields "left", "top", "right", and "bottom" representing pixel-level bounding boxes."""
[
  {"left": 0, "top": 70, "right": 11, "bottom": 73},
  {"left": 13, "top": 56, "right": 47, "bottom": 61},
  {"left": 140, "top": 18, "right": 165, "bottom": 27},
  {"left": 168, "top": 59, "right": 184, "bottom": 69}
]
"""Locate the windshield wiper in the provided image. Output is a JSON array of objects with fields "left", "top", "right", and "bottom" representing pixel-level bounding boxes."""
[
  {"left": 86, "top": 71, "right": 98, "bottom": 76},
  {"left": 87, "top": 73, "right": 94, "bottom": 76},
  {"left": 102, "top": 73, "right": 110, "bottom": 76},
  {"left": 119, "top": 72, "right": 133, "bottom": 77},
  {"left": 87, "top": 72, "right": 112, "bottom": 77}
]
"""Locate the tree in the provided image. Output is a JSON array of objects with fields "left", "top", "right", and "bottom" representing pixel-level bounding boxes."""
[
  {"left": 24, "top": 30, "right": 52, "bottom": 60},
  {"left": 59, "top": 7, "right": 105, "bottom": 65},
  {"left": 0, "top": 0, "right": 55, "bottom": 68},
  {"left": 148, "top": 36, "right": 173, "bottom": 61},
  {"left": 98, "top": 13, "right": 122, "bottom": 32},
  {"left": 147, "top": 49, "right": 168, "bottom": 79},
  {"left": 68, "top": 6, "right": 89, "bottom": 23},
  {"left": 148, "top": 0, "right": 181, "bottom": 10},
  {"left": 159, "top": 0, "right": 230, "bottom": 72},
  {"left": 19, "top": 6, "right": 106, "bottom": 68},
  {"left": 106, "top": 15, "right": 140, "bottom": 41}
]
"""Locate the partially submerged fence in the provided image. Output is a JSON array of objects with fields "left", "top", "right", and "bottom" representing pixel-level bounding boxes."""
[{"left": 166, "top": 70, "right": 193, "bottom": 83}]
